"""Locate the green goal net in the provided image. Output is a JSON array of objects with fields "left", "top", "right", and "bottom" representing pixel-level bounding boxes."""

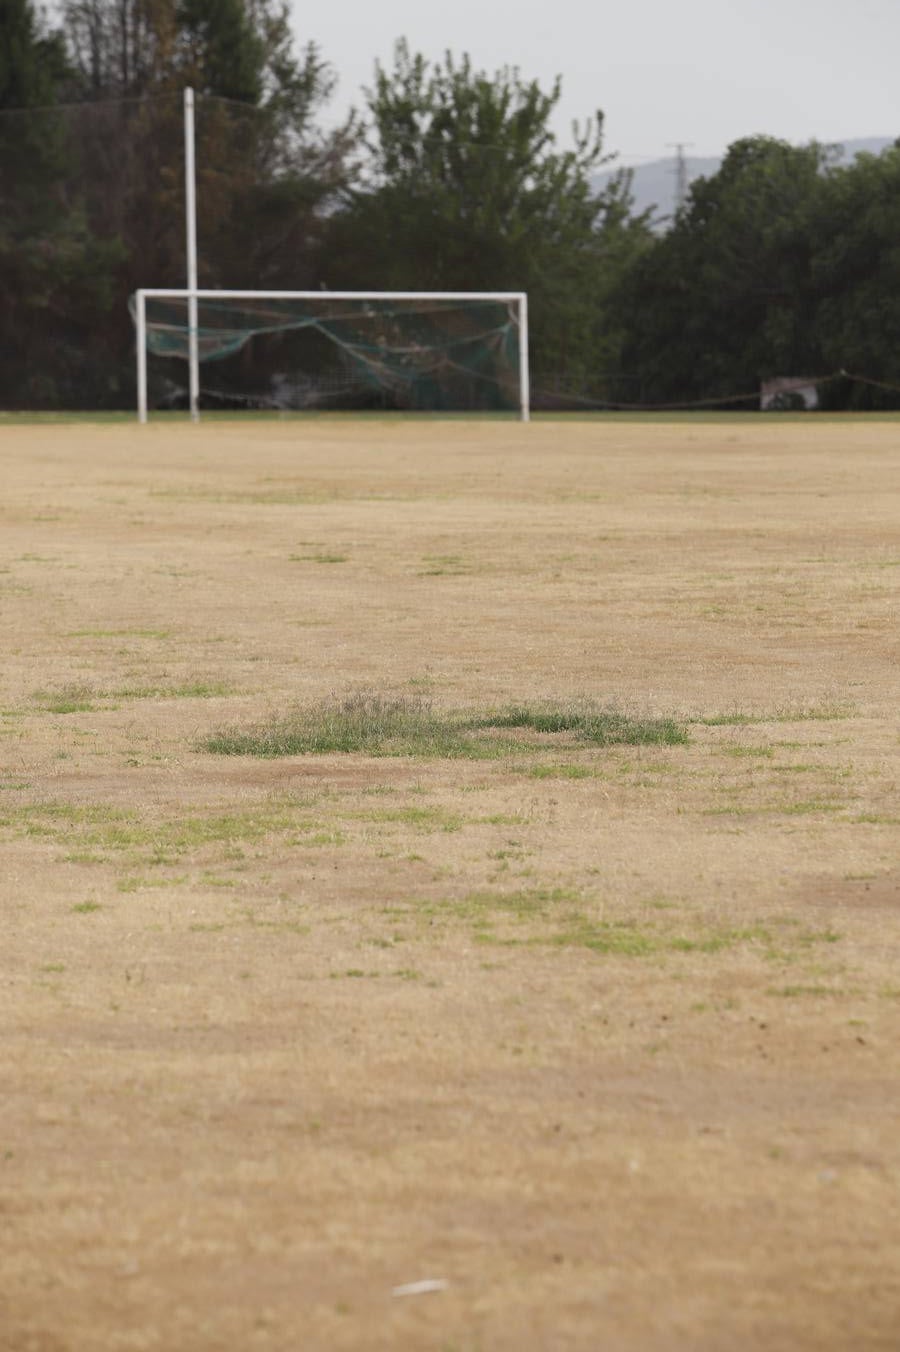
[{"left": 132, "top": 290, "right": 529, "bottom": 417}]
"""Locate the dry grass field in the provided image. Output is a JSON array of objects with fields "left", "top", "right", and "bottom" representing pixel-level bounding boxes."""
[{"left": 1, "top": 414, "right": 899, "bottom": 1350}]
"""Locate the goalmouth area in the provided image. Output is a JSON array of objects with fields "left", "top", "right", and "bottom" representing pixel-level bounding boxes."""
[{"left": 2, "top": 413, "right": 899, "bottom": 1350}]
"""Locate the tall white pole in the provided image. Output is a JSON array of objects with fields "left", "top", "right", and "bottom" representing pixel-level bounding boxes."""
[
  {"left": 518, "top": 292, "right": 530, "bottom": 423},
  {"left": 136, "top": 290, "right": 148, "bottom": 423},
  {"left": 184, "top": 87, "right": 200, "bottom": 422}
]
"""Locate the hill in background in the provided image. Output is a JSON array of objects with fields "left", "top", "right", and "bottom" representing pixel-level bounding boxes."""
[{"left": 599, "top": 137, "right": 895, "bottom": 226}]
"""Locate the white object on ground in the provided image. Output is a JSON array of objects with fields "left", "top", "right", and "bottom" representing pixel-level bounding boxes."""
[{"left": 391, "top": 1278, "right": 449, "bottom": 1298}]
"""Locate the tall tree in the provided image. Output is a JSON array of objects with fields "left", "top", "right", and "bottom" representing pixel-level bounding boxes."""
[
  {"left": 0, "top": 0, "right": 68, "bottom": 107},
  {"left": 48, "top": 1, "right": 355, "bottom": 404},
  {"left": 1, "top": 0, "right": 70, "bottom": 221},
  {"left": 0, "top": 0, "right": 121, "bottom": 406},
  {"left": 325, "top": 41, "right": 650, "bottom": 391},
  {"left": 612, "top": 138, "right": 832, "bottom": 403},
  {"left": 810, "top": 145, "right": 900, "bottom": 407},
  {"left": 176, "top": 0, "right": 263, "bottom": 102},
  {"left": 61, "top": 0, "right": 176, "bottom": 98}
]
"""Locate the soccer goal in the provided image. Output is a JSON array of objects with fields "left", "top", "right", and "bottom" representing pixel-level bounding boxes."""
[{"left": 132, "top": 290, "right": 530, "bottom": 422}]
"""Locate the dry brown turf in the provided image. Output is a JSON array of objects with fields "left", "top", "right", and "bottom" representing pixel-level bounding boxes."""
[{"left": 1, "top": 415, "right": 899, "bottom": 1350}]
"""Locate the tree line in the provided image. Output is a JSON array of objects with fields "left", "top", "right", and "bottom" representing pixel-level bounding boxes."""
[{"left": 2, "top": 0, "right": 899, "bottom": 409}]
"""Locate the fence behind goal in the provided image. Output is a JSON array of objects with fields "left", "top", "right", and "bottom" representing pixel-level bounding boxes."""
[{"left": 133, "top": 290, "right": 530, "bottom": 419}]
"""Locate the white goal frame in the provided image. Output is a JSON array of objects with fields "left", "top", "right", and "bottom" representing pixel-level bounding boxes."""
[{"left": 134, "top": 288, "right": 530, "bottom": 423}]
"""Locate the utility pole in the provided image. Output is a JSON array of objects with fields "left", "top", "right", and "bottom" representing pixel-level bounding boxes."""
[{"left": 667, "top": 142, "right": 694, "bottom": 214}]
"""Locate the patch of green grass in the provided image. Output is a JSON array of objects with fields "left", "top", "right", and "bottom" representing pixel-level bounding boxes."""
[
  {"left": 779, "top": 798, "right": 844, "bottom": 816},
  {"left": 65, "top": 628, "right": 171, "bottom": 640},
  {"left": 667, "top": 924, "right": 774, "bottom": 954},
  {"left": 526, "top": 763, "right": 595, "bottom": 779},
  {"left": 548, "top": 919, "right": 778, "bottom": 958},
  {"left": 705, "top": 796, "right": 846, "bottom": 819},
  {"left": 292, "top": 829, "right": 346, "bottom": 847},
  {"left": 471, "top": 706, "right": 687, "bottom": 746},
  {"left": 2, "top": 796, "right": 330, "bottom": 866},
  {"left": 418, "top": 554, "right": 471, "bottom": 576},
  {"left": 289, "top": 552, "right": 348, "bottom": 563},
  {"left": 204, "top": 693, "right": 490, "bottom": 758},
  {"left": 767, "top": 984, "right": 845, "bottom": 998},
  {"left": 151, "top": 485, "right": 337, "bottom": 506},
  {"left": 476, "top": 885, "right": 581, "bottom": 916},
  {"left": 112, "top": 680, "right": 231, "bottom": 700},
  {"left": 71, "top": 900, "right": 101, "bottom": 914},
  {"left": 117, "top": 874, "right": 186, "bottom": 893},
  {"left": 33, "top": 682, "right": 97, "bottom": 713},
  {"left": 414, "top": 889, "right": 836, "bottom": 964},
  {"left": 550, "top": 920, "right": 658, "bottom": 956},
  {"left": 204, "top": 693, "right": 688, "bottom": 759},
  {"left": 697, "top": 712, "right": 758, "bottom": 727},
  {"left": 721, "top": 744, "right": 774, "bottom": 758},
  {"left": 2, "top": 803, "right": 130, "bottom": 831},
  {"left": 417, "top": 886, "right": 580, "bottom": 931},
  {"left": 31, "top": 678, "right": 229, "bottom": 712},
  {"left": 354, "top": 805, "right": 464, "bottom": 833},
  {"left": 696, "top": 704, "right": 853, "bottom": 728}
]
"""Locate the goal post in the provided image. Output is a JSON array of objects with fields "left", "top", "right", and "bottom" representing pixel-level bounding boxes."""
[{"left": 132, "top": 289, "right": 530, "bottom": 422}]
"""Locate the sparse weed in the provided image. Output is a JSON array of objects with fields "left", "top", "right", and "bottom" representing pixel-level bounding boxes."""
[{"left": 204, "top": 692, "right": 484, "bottom": 758}]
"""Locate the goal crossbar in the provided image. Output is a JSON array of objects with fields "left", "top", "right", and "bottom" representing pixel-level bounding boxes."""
[{"left": 134, "top": 288, "right": 530, "bottom": 422}]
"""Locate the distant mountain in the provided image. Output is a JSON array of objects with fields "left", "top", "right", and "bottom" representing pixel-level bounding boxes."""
[{"left": 598, "top": 137, "right": 895, "bottom": 228}]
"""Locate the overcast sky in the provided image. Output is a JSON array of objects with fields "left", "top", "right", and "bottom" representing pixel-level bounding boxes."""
[{"left": 291, "top": 0, "right": 899, "bottom": 163}]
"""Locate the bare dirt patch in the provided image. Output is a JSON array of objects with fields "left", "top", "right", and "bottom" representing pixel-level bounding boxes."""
[{"left": 2, "top": 416, "right": 900, "bottom": 1350}]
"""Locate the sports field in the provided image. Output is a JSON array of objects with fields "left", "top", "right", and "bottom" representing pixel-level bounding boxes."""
[{"left": 2, "top": 415, "right": 899, "bottom": 1350}]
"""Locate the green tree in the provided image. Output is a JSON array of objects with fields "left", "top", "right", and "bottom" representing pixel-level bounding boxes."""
[
  {"left": 190, "top": 11, "right": 355, "bottom": 290},
  {"left": 1, "top": 0, "right": 69, "bottom": 227},
  {"left": 613, "top": 137, "right": 830, "bottom": 403},
  {"left": 176, "top": 0, "right": 264, "bottom": 102},
  {"left": 0, "top": 0, "right": 68, "bottom": 108},
  {"left": 57, "top": 1, "right": 352, "bottom": 286},
  {"left": 47, "top": 2, "right": 354, "bottom": 404},
  {"left": 325, "top": 41, "right": 650, "bottom": 393},
  {"left": 811, "top": 145, "right": 900, "bottom": 407},
  {"left": 0, "top": 0, "right": 120, "bottom": 406}
]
